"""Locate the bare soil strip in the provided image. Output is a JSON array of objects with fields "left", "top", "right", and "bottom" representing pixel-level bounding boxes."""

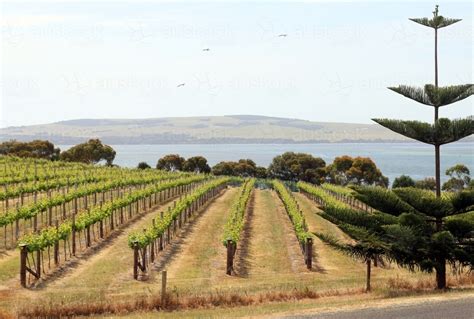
[{"left": 237, "top": 189, "right": 306, "bottom": 277}]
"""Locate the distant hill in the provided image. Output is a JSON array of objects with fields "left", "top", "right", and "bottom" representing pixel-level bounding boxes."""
[{"left": 2, "top": 115, "right": 470, "bottom": 145}]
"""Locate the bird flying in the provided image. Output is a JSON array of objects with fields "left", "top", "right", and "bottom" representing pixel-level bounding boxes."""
[
  {"left": 203, "top": 48, "right": 210, "bottom": 51},
  {"left": 177, "top": 83, "right": 185, "bottom": 87},
  {"left": 278, "top": 34, "right": 287, "bottom": 37}
]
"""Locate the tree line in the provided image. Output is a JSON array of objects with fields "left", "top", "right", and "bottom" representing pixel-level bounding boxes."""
[
  {"left": 2, "top": 138, "right": 471, "bottom": 191},
  {"left": 0, "top": 139, "right": 116, "bottom": 165}
]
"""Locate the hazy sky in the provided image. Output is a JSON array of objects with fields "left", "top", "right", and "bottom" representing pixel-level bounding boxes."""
[{"left": 0, "top": 1, "right": 472, "bottom": 128}]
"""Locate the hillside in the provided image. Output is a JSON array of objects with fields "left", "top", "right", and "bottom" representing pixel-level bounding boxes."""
[{"left": 0, "top": 115, "right": 417, "bottom": 144}]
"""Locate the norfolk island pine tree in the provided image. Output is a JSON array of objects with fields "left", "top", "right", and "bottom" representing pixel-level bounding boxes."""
[{"left": 371, "top": 5, "right": 473, "bottom": 289}]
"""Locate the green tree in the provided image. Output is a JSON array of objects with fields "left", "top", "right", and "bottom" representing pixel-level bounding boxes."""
[
  {"left": 352, "top": 185, "right": 474, "bottom": 290},
  {"left": 234, "top": 159, "right": 257, "bottom": 177},
  {"left": 372, "top": 6, "right": 473, "bottom": 289},
  {"left": 156, "top": 154, "right": 185, "bottom": 171},
  {"left": 268, "top": 152, "right": 326, "bottom": 184},
  {"left": 393, "top": 175, "right": 416, "bottom": 188},
  {"left": 255, "top": 166, "right": 268, "bottom": 178},
  {"left": 212, "top": 161, "right": 236, "bottom": 176},
  {"left": 373, "top": 6, "right": 473, "bottom": 198},
  {"left": 326, "top": 156, "right": 388, "bottom": 187},
  {"left": 60, "top": 139, "right": 115, "bottom": 165},
  {"left": 0, "top": 140, "right": 60, "bottom": 160},
  {"left": 442, "top": 164, "right": 471, "bottom": 192},
  {"left": 183, "top": 156, "right": 211, "bottom": 173},
  {"left": 415, "top": 177, "right": 437, "bottom": 191},
  {"left": 137, "top": 162, "right": 151, "bottom": 169},
  {"left": 211, "top": 159, "right": 258, "bottom": 177}
]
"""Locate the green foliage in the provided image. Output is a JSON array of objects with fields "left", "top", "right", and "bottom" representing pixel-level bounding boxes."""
[
  {"left": 316, "top": 225, "right": 387, "bottom": 263},
  {"left": 326, "top": 156, "right": 388, "bottom": 187},
  {"left": 322, "top": 206, "right": 397, "bottom": 234},
  {"left": 297, "top": 181, "right": 350, "bottom": 210},
  {"left": 443, "top": 164, "right": 471, "bottom": 192},
  {"left": 272, "top": 180, "right": 311, "bottom": 243},
  {"left": 19, "top": 175, "right": 207, "bottom": 252},
  {"left": 0, "top": 140, "right": 60, "bottom": 160},
  {"left": 321, "top": 183, "right": 354, "bottom": 197},
  {"left": 415, "top": 177, "right": 437, "bottom": 191},
  {"left": 156, "top": 154, "right": 185, "bottom": 171},
  {"left": 183, "top": 156, "right": 211, "bottom": 174},
  {"left": 128, "top": 177, "right": 230, "bottom": 249},
  {"left": 0, "top": 175, "right": 103, "bottom": 200},
  {"left": 393, "top": 187, "right": 453, "bottom": 218},
  {"left": 137, "top": 162, "right": 151, "bottom": 169},
  {"left": 268, "top": 152, "right": 326, "bottom": 184},
  {"left": 60, "top": 139, "right": 116, "bottom": 165},
  {"left": 392, "top": 175, "right": 416, "bottom": 188},
  {"left": 372, "top": 117, "right": 474, "bottom": 146},
  {"left": 409, "top": 5, "right": 461, "bottom": 29},
  {"left": 350, "top": 186, "right": 474, "bottom": 277},
  {"left": 389, "top": 84, "right": 473, "bottom": 107},
  {"left": 222, "top": 178, "right": 255, "bottom": 246},
  {"left": 212, "top": 159, "right": 262, "bottom": 177},
  {"left": 350, "top": 185, "right": 413, "bottom": 216},
  {"left": 0, "top": 172, "right": 198, "bottom": 228},
  {"left": 450, "top": 190, "right": 474, "bottom": 213}
]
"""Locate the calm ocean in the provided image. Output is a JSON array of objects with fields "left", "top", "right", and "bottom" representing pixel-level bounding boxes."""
[{"left": 58, "top": 143, "right": 474, "bottom": 184}]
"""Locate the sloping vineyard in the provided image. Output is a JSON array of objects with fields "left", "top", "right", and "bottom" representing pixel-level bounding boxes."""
[
  {"left": 1, "top": 170, "right": 191, "bottom": 249},
  {"left": 18, "top": 175, "right": 207, "bottom": 286}
]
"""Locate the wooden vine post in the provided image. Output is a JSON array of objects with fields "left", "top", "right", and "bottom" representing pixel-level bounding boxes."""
[
  {"left": 133, "top": 242, "right": 139, "bottom": 280},
  {"left": 226, "top": 239, "right": 235, "bottom": 275},
  {"left": 54, "top": 220, "right": 59, "bottom": 265},
  {"left": 305, "top": 237, "right": 313, "bottom": 270},
  {"left": 20, "top": 244, "right": 27, "bottom": 287},
  {"left": 72, "top": 197, "right": 77, "bottom": 255},
  {"left": 161, "top": 270, "right": 167, "bottom": 306}
]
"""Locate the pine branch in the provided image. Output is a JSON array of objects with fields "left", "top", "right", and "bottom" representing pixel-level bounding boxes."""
[
  {"left": 389, "top": 84, "right": 473, "bottom": 107},
  {"left": 409, "top": 17, "right": 461, "bottom": 29},
  {"left": 393, "top": 187, "right": 453, "bottom": 218},
  {"left": 451, "top": 190, "right": 474, "bottom": 214},
  {"left": 409, "top": 5, "right": 462, "bottom": 31},
  {"left": 372, "top": 117, "right": 474, "bottom": 145},
  {"left": 351, "top": 185, "right": 414, "bottom": 215}
]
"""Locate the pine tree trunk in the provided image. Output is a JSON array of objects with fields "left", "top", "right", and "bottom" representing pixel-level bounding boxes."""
[
  {"left": 436, "top": 260, "right": 447, "bottom": 289},
  {"left": 434, "top": 26, "right": 440, "bottom": 198},
  {"left": 435, "top": 144, "right": 441, "bottom": 197},
  {"left": 435, "top": 216, "right": 446, "bottom": 289},
  {"left": 366, "top": 259, "right": 371, "bottom": 292},
  {"left": 434, "top": 28, "right": 438, "bottom": 89}
]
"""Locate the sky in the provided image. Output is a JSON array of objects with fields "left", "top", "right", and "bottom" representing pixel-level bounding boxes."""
[{"left": 0, "top": 0, "right": 472, "bottom": 128}]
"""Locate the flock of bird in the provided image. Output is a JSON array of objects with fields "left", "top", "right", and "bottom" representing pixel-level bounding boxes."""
[{"left": 176, "top": 34, "right": 288, "bottom": 88}]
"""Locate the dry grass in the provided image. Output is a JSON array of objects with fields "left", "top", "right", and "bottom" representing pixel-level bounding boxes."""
[
  {"left": 19, "top": 286, "right": 366, "bottom": 318},
  {"left": 386, "top": 272, "right": 474, "bottom": 292},
  {"left": 0, "top": 308, "right": 15, "bottom": 319}
]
